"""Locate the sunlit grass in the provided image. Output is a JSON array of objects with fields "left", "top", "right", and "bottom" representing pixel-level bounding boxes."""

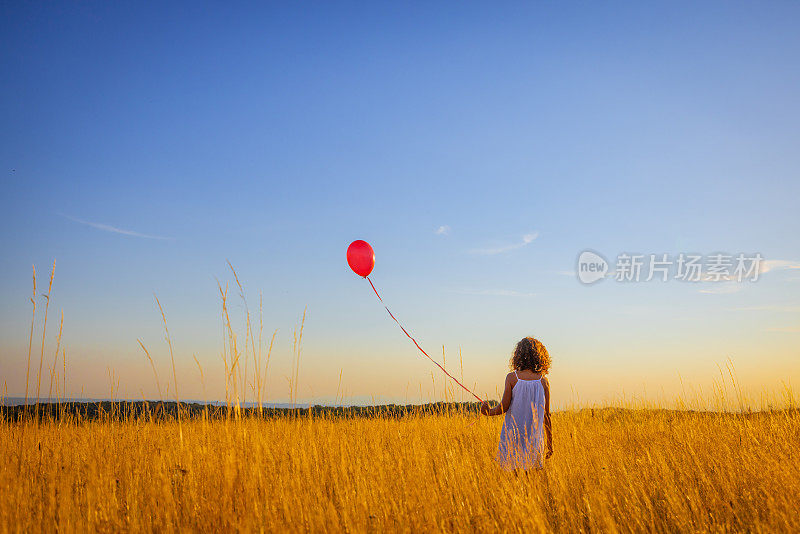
[
  {"left": 2, "top": 407, "right": 799, "bottom": 532},
  {"left": 3, "top": 261, "right": 799, "bottom": 532}
]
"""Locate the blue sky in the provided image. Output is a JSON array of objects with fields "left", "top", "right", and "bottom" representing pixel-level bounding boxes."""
[{"left": 1, "top": 2, "right": 799, "bottom": 407}]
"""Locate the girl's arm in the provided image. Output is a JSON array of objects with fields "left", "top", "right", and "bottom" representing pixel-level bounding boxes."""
[
  {"left": 480, "top": 373, "right": 514, "bottom": 416},
  {"left": 542, "top": 376, "right": 553, "bottom": 457}
]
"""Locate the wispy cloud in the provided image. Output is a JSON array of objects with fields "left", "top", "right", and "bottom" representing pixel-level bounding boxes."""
[
  {"left": 451, "top": 288, "right": 536, "bottom": 298},
  {"left": 765, "top": 326, "right": 800, "bottom": 333},
  {"left": 698, "top": 283, "right": 742, "bottom": 294},
  {"left": 434, "top": 225, "right": 451, "bottom": 236},
  {"left": 469, "top": 232, "right": 539, "bottom": 255},
  {"left": 729, "top": 305, "right": 800, "bottom": 312},
  {"left": 760, "top": 259, "right": 800, "bottom": 274},
  {"left": 554, "top": 268, "right": 618, "bottom": 278},
  {"left": 688, "top": 259, "right": 800, "bottom": 282},
  {"left": 63, "top": 215, "right": 173, "bottom": 240}
]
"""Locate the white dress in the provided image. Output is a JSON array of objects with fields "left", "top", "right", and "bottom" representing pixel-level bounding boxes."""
[{"left": 497, "top": 371, "right": 546, "bottom": 470}]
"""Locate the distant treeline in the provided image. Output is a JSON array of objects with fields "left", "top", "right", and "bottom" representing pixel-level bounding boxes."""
[
  {"left": 0, "top": 400, "right": 485, "bottom": 422},
  {"left": 3, "top": 401, "right": 794, "bottom": 423}
]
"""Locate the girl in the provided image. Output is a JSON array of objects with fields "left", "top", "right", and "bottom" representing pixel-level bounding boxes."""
[{"left": 481, "top": 337, "right": 553, "bottom": 470}]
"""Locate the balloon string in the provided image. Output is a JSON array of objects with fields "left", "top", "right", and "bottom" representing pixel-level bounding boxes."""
[{"left": 366, "top": 276, "right": 484, "bottom": 404}]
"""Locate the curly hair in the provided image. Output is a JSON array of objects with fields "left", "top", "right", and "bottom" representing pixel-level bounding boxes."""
[{"left": 509, "top": 337, "right": 551, "bottom": 374}]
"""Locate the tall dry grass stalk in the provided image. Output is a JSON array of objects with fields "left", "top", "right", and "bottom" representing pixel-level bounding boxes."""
[
  {"left": 60, "top": 348, "right": 66, "bottom": 421},
  {"left": 263, "top": 328, "right": 277, "bottom": 403},
  {"left": 34, "top": 260, "right": 55, "bottom": 419},
  {"left": 257, "top": 293, "right": 263, "bottom": 414},
  {"left": 218, "top": 279, "right": 242, "bottom": 419},
  {"left": 155, "top": 295, "right": 182, "bottom": 444},
  {"left": 138, "top": 340, "right": 164, "bottom": 417},
  {"left": 23, "top": 265, "right": 36, "bottom": 412},
  {"left": 289, "top": 309, "right": 306, "bottom": 408},
  {"left": 193, "top": 354, "right": 209, "bottom": 422},
  {"left": 460, "top": 347, "right": 469, "bottom": 407},
  {"left": 227, "top": 261, "right": 258, "bottom": 411},
  {"left": 215, "top": 266, "right": 279, "bottom": 419},
  {"left": 46, "top": 310, "right": 64, "bottom": 403},
  {"left": 217, "top": 281, "right": 231, "bottom": 416}
]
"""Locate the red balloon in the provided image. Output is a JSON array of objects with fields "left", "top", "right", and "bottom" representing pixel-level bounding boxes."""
[{"left": 347, "top": 240, "right": 375, "bottom": 277}]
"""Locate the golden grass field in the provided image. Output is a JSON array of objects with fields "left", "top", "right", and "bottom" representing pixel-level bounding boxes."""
[
  {"left": 3, "top": 263, "right": 799, "bottom": 532},
  {"left": 2, "top": 406, "right": 799, "bottom": 533}
]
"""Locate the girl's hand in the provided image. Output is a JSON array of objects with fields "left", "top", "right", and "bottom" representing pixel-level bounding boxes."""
[{"left": 480, "top": 401, "right": 490, "bottom": 416}]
